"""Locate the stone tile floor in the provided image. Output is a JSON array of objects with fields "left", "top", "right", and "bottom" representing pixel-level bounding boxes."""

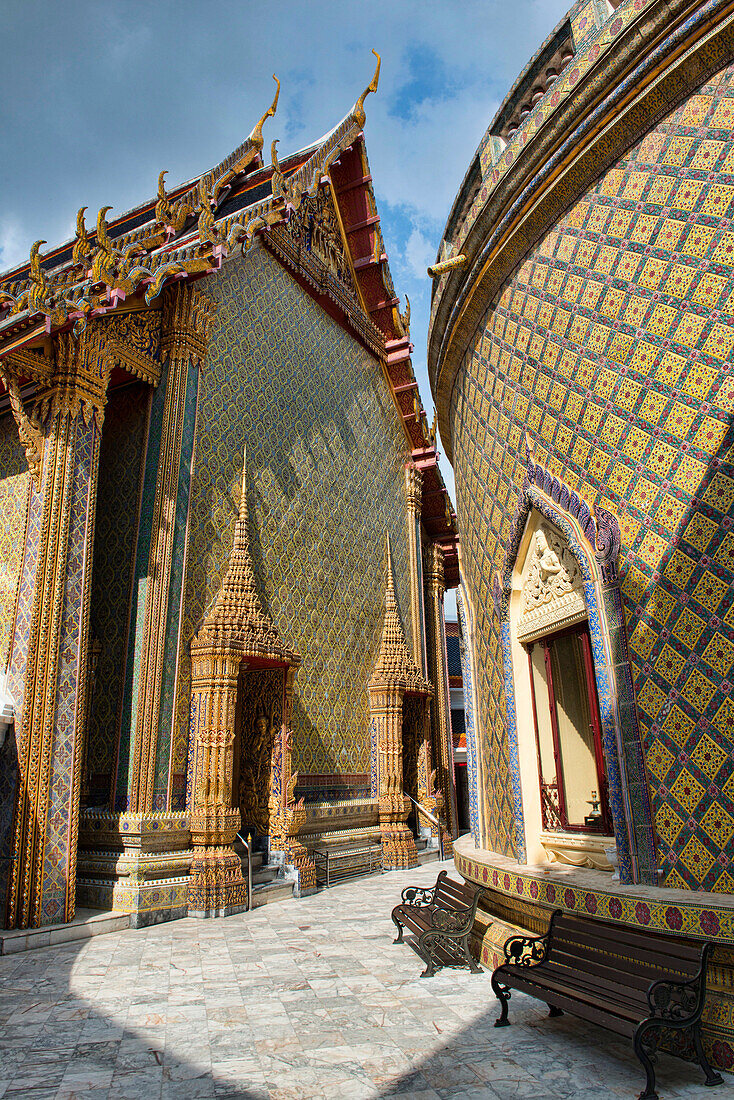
[{"left": 0, "top": 859, "right": 730, "bottom": 1099}]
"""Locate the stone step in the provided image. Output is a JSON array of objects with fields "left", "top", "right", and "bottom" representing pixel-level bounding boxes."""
[
  {"left": 251, "top": 865, "right": 278, "bottom": 886},
  {"left": 0, "top": 908, "right": 130, "bottom": 956},
  {"left": 250, "top": 880, "right": 295, "bottom": 908},
  {"left": 416, "top": 847, "right": 441, "bottom": 866}
]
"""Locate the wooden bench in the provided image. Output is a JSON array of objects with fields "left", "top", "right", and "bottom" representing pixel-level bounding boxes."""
[
  {"left": 391, "top": 869, "right": 482, "bottom": 977},
  {"left": 491, "top": 909, "right": 723, "bottom": 1100}
]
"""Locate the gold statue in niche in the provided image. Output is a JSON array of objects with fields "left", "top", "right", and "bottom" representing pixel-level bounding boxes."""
[{"left": 237, "top": 667, "right": 284, "bottom": 837}]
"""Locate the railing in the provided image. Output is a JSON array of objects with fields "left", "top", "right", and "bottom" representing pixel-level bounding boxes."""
[
  {"left": 236, "top": 832, "right": 253, "bottom": 912},
  {"left": 404, "top": 793, "right": 445, "bottom": 862}
]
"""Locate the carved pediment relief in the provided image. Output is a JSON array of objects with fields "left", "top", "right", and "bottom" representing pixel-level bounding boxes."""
[{"left": 517, "top": 520, "right": 586, "bottom": 642}]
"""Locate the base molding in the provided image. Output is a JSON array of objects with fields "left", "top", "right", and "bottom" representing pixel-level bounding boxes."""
[{"left": 76, "top": 810, "right": 193, "bottom": 927}]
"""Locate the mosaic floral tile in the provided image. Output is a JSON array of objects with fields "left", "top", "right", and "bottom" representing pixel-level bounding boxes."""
[{"left": 450, "top": 60, "right": 734, "bottom": 889}]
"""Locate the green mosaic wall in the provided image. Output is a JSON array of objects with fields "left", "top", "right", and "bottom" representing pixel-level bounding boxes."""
[
  {"left": 450, "top": 63, "right": 734, "bottom": 892},
  {"left": 87, "top": 382, "right": 149, "bottom": 805},
  {"left": 0, "top": 414, "right": 29, "bottom": 674},
  {"left": 177, "top": 245, "right": 412, "bottom": 779}
]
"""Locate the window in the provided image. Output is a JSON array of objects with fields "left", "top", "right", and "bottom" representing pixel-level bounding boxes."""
[{"left": 527, "top": 623, "right": 612, "bottom": 835}]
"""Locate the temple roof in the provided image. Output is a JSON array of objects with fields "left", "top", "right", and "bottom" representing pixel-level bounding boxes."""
[{"left": 0, "top": 55, "right": 459, "bottom": 584}]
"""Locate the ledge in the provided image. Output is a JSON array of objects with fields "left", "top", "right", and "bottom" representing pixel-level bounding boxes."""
[{"left": 454, "top": 833, "right": 734, "bottom": 941}]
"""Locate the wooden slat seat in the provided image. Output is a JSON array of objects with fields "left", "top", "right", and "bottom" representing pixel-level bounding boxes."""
[
  {"left": 391, "top": 870, "right": 483, "bottom": 977},
  {"left": 491, "top": 909, "right": 723, "bottom": 1100}
]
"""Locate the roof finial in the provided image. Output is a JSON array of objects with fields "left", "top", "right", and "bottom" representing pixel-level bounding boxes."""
[
  {"left": 72, "top": 208, "right": 91, "bottom": 267},
  {"left": 249, "top": 75, "right": 280, "bottom": 150},
  {"left": 29, "top": 240, "right": 46, "bottom": 285},
  {"left": 353, "top": 50, "right": 381, "bottom": 128}
]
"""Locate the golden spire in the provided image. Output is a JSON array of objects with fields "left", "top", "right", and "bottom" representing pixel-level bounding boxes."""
[
  {"left": 207, "top": 446, "right": 279, "bottom": 644},
  {"left": 353, "top": 50, "right": 381, "bottom": 128},
  {"left": 248, "top": 75, "right": 280, "bottom": 150},
  {"left": 371, "top": 535, "right": 431, "bottom": 692}
]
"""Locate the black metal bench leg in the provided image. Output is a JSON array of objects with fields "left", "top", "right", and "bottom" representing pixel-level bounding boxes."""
[
  {"left": 462, "top": 935, "right": 482, "bottom": 974},
  {"left": 392, "top": 911, "right": 404, "bottom": 944},
  {"left": 491, "top": 972, "right": 511, "bottom": 1027},
  {"left": 692, "top": 1024, "right": 723, "bottom": 1088},
  {"left": 633, "top": 1023, "right": 659, "bottom": 1100},
  {"left": 548, "top": 1005, "right": 563, "bottom": 1018}
]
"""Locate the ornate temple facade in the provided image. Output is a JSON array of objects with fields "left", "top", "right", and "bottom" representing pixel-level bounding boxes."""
[
  {"left": 0, "top": 57, "right": 459, "bottom": 931},
  {"left": 428, "top": 0, "right": 734, "bottom": 1071}
]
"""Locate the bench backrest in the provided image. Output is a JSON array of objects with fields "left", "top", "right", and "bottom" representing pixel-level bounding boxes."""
[
  {"left": 548, "top": 911, "right": 706, "bottom": 990},
  {"left": 434, "top": 870, "right": 480, "bottom": 912}
]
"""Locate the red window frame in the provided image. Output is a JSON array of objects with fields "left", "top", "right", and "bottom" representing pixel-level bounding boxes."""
[{"left": 527, "top": 622, "right": 612, "bottom": 835}]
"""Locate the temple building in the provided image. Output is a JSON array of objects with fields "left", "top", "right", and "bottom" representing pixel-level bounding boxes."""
[
  {"left": 428, "top": 0, "right": 734, "bottom": 1071},
  {"left": 0, "top": 56, "right": 459, "bottom": 932}
]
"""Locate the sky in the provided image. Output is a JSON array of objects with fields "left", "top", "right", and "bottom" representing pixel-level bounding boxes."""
[{"left": 0, "top": 0, "right": 570, "bottom": 613}]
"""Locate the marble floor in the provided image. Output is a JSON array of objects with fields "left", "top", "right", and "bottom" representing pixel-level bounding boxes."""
[{"left": 0, "top": 859, "right": 729, "bottom": 1099}]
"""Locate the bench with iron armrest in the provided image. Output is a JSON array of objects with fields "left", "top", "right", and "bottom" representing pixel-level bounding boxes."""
[
  {"left": 491, "top": 909, "right": 723, "bottom": 1100},
  {"left": 391, "top": 869, "right": 482, "bottom": 978}
]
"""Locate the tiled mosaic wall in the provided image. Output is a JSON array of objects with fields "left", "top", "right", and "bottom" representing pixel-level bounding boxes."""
[
  {"left": 0, "top": 414, "right": 28, "bottom": 915},
  {"left": 0, "top": 414, "right": 29, "bottom": 673},
  {"left": 451, "top": 63, "right": 734, "bottom": 891},
  {"left": 87, "top": 383, "right": 148, "bottom": 806},
  {"left": 177, "top": 246, "right": 412, "bottom": 780}
]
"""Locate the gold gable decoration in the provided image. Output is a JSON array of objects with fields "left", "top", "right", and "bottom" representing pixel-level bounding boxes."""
[
  {"left": 0, "top": 55, "right": 381, "bottom": 346},
  {"left": 370, "top": 536, "right": 431, "bottom": 695}
]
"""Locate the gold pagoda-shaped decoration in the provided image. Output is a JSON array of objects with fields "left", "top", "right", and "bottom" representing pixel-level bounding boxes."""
[
  {"left": 370, "top": 536, "right": 431, "bottom": 695},
  {"left": 188, "top": 448, "right": 300, "bottom": 917},
  {"left": 369, "top": 537, "right": 432, "bottom": 870}
]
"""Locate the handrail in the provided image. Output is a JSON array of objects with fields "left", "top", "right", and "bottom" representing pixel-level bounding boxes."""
[
  {"left": 236, "top": 832, "right": 253, "bottom": 911},
  {"left": 404, "top": 793, "right": 445, "bottom": 862}
]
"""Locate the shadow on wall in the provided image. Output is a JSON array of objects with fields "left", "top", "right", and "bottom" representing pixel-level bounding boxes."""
[{"left": 0, "top": 723, "right": 18, "bottom": 926}]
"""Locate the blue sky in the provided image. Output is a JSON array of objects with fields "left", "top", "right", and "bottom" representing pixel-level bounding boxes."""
[{"left": 0, "top": 0, "right": 570, "bottom": 609}]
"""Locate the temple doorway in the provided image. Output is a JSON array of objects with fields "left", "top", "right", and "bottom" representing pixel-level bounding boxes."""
[
  {"left": 401, "top": 694, "right": 422, "bottom": 836},
  {"left": 235, "top": 665, "right": 284, "bottom": 850}
]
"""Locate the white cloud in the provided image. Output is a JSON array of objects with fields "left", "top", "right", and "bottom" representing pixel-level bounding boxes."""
[
  {"left": 404, "top": 224, "right": 436, "bottom": 280},
  {"left": 0, "top": 217, "right": 28, "bottom": 272}
]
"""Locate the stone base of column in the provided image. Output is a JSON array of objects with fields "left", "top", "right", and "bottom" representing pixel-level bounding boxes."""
[
  {"left": 187, "top": 850, "right": 248, "bottom": 918},
  {"left": 76, "top": 810, "right": 192, "bottom": 928},
  {"left": 381, "top": 826, "right": 418, "bottom": 870}
]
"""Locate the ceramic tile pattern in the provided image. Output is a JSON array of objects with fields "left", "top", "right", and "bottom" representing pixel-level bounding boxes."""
[
  {"left": 0, "top": 414, "right": 29, "bottom": 673},
  {"left": 179, "top": 246, "right": 412, "bottom": 779},
  {"left": 1, "top": 859, "right": 730, "bottom": 1100},
  {"left": 450, "top": 62, "right": 734, "bottom": 890}
]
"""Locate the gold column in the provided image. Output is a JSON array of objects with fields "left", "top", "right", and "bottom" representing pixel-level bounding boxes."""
[
  {"left": 425, "top": 542, "right": 458, "bottom": 843},
  {"left": 129, "top": 284, "right": 212, "bottom": 813},
  {"left": 7, "top": 330, "right": 110, "bottom": 928},
  {"left": 405, "top": 462, "right": 428, "bottom": 674},
  {"left": 188, "top": 644, "right": 246, "bottom": 916}
]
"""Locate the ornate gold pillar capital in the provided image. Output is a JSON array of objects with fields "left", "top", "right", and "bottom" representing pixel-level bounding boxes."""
[
  {"left": 425, "top": 541, "right": 446, "bottom": 599},
  {"left": 35, "top": 328, "right": 113, "bottom": 430},
  {"left": 405, "top": 461, "right": 423, "bottom": 514},
  {"left": 160, "top": 282, "right": 214, "bottom": 369}
]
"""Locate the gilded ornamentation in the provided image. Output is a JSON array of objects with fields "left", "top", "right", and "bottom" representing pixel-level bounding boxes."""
[
  {"left": 425, "top": 541, "right": 459, "bottom": 841},
  {"left": 0, "top": 371, "right": 44, "bottom": 490},
  {"left": 518, "top": 522, "right": 586, "bottom": 643},
  {"left": 187, "top": 445, "right": 301, "bottom": 913},
  {"left": 369, "top": 538, "right": 432, "bottom": 869},
  {"left": 352, "top": 50, "right": 381, "bottom": 129},
  {"left": 0, "top": 58, "right": 380, "bottom": 342},
  {"left": 72, "top": 207, "right": 93, "bottom": 269}
]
